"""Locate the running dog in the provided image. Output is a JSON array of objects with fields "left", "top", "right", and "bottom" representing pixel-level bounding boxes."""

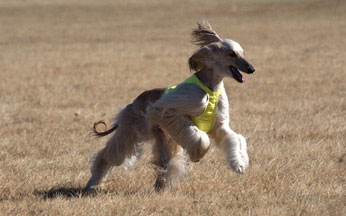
[{"left": 85, "top": 21, "right": 255, "bottom": 191}]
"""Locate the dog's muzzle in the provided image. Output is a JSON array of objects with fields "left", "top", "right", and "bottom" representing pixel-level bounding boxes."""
[
  {"left": 230, "top": 66, "right": 245, "bottom": 83},
  {"left": 247, "top": 64, "right": 255, "bottom": 74},
  {"left": 229, "top": 62, "right": 255, "bottom": 83}
]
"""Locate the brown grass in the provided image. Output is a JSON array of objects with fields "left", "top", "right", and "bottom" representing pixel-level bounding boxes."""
[{"left": 0, "top": 0, "right": 345, "bottom": 215}]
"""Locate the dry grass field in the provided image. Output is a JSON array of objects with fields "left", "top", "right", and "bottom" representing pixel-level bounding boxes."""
[{"left": 0, "top": 0, "right": 345, "bottom": 215}]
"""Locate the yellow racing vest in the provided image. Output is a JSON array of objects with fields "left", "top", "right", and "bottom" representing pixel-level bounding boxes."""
[{"left": 164, "top": 75, "right": 222, "bottom": 133}]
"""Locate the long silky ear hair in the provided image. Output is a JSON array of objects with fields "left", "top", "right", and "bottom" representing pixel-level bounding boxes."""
[
  {"left": 188, "top": 46, "right": 210, "bottom": 71},
  {"left": 191, "top": 21, "right": 222, "bottom": 47}
]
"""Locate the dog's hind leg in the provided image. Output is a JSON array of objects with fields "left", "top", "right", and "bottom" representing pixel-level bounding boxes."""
[
  {"left": 163, "top": 145, "right": 186, "bottom": 189},
  {"left": 152, "top": 127, "right": 186, "bottom": 191},
  {"left": 152, "top": 127, "right": 173, "bottom": 191},
  {"left": 85, "top": 116, "right": 141, "bottom": 191},
  {"left": 85, "top": 129, "right": 138, "bottom": 190},
  {"left": 85, "top": 146, "right": 112, "bottom": 190},
  {"left": 85, "top": 89, "right": 165, "bottom": 191}
]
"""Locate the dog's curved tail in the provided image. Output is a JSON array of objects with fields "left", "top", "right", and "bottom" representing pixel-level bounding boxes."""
[{"left": 93, "top": 120, "right": 118, "bottom": 137}]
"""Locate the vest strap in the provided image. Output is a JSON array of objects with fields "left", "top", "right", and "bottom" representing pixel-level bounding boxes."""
[{"left": 164, "top": 75, "right": 222, "bottom": 132}]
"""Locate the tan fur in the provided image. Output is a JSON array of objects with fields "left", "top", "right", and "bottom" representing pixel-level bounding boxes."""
[{"left": 191, "top": 20, "right": 222, "bottom": 47}]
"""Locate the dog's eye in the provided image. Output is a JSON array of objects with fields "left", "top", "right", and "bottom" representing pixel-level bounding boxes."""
[{"left": 229, "top": 51, "right": 237, "bottom": 57}]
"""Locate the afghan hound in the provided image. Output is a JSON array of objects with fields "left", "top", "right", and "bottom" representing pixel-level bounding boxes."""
[{"left": 84, "top": 21, "right": 255, "bottom": 191}]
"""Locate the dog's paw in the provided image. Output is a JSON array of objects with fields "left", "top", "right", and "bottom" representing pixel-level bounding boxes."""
[
  {"left": 228, "top": 134, "right": 249, "bottom": 174},
  {"left": 229, "top": 157, "right": 248, "bottom": 174}
]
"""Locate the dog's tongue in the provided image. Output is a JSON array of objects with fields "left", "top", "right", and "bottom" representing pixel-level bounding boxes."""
[{"left": 242, "top": 76, "right": 245, "bottom": 83}]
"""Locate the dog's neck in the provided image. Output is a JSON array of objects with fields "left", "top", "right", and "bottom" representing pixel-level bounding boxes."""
[{"left": 195, "top": 68, "right": 224, "bottom": 92}]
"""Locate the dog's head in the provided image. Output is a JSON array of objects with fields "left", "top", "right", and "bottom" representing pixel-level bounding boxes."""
[{"left": 189, "top": 21, "right": 255, "bottom": 83}]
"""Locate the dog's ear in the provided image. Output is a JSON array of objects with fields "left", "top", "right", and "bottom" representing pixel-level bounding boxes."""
[
  {"left": 191, "top": 21, "right": 222, "bottom": 47},
  {"left": 188, "top": 47, "right": 210, "bottom": 71}
]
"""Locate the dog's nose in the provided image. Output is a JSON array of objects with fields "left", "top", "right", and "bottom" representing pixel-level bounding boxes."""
[{"left": 248, "top": 65, "right": 255, "bottom": 73}]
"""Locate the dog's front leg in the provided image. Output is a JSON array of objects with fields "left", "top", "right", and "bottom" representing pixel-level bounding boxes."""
[
  {"left": 149, "top": 109, "right": 210, "bottom": 162},
  {"left": 148, "top": 84, "right": 210, "bottom": 162},
  {"left": 213, "top": 125, "right": 249, "bottom": 173}
]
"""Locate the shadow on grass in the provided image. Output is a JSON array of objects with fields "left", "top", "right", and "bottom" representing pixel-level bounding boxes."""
[{"left": 34, "top": 186, "right": 97, "bottom": 199}]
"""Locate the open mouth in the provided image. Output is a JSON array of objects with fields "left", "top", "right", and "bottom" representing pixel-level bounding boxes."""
[{"left": 229, "top": 66, "right": 245, "bottom": 83}]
